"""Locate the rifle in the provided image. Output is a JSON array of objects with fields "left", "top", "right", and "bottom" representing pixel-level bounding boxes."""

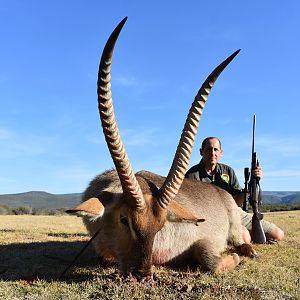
[{"left": 243, "top": 115, "right": 266, "bottom": 244}]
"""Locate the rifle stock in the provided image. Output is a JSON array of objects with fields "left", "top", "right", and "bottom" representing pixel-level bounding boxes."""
[{"left": 251, "top": 213, "right": 266, "bottom": 244}]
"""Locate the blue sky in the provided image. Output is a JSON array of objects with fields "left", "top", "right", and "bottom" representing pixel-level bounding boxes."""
[{"left": 0, "top": 0, "right": 299, "bottom": 194}]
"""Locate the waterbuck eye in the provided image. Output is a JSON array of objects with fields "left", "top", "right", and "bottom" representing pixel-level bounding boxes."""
[{"left": 120, "top": 215, "right": 129, "bottom": 227}]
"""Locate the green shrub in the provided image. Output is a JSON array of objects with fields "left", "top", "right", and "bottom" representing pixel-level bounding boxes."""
[
  {"left": 12, "top": 205, "right": 33, "bottom": 215},
  {"left": 0, "top": 204, "right": 13, "bottom": 215}
]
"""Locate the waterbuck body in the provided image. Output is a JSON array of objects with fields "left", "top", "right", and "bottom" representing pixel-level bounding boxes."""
[
  {"left": 67, "top": 17, "right": 256, "bottom": 280},
  {"left": 71, "top": 169, "right": 253, "bottom": 277}
]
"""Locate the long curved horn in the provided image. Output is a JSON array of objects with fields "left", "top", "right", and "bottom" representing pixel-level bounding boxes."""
[
  {"left": 97, "top": 17, "right": 145, "bottom": 210},
  {"left": 158, "top": 50, "right": 240, "bottom": 208}
]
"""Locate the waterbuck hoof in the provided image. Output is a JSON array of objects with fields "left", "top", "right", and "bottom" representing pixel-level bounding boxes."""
[
  {"left": 216, "top": 253, "right": 240, "bottom": 273},
  {"left": 239, "top": 243, "right": 257, "bottom": 258},
  {"left": 232, "top": 253, "right": 240, "bottom": 264}
]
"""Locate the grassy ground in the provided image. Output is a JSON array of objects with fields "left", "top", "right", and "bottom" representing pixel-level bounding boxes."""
[{"left": 0, "top": 211, "right": 299, "bottom": 299}]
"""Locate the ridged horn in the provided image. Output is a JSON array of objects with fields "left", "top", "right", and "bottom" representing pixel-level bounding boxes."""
[
  {"left": 158, "top": 50, "right": 241, "bottom": 208},
  {"left": 97, "top": 17, "right": 145, "bottom": 210}
]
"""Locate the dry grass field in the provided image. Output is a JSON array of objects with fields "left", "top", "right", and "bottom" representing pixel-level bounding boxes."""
[{"left": 0, "top": 211, "right": 299, "bottom": 299}]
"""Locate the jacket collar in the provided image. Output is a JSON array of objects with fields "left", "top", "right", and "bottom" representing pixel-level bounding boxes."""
[{"left": 199, "top": 159, "right": 221, "bottom": 175}]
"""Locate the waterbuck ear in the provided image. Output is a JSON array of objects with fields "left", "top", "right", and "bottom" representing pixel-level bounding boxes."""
[
  {"left": 66, "top": 191, "right": 115, "bottom": 218},
  {"left": 167, "top": 200, "right": 205, "bottom": 225},
  {"left": 66, "top": 197, "right": 104, "bottom": 217}
]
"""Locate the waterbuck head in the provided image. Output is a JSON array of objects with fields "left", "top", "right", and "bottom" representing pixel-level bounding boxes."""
[{"left": 84, "top": 17, "right": 239, "bottom": 279}]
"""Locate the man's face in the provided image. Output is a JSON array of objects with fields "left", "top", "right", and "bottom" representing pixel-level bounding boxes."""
[{"left": 200, "top": 138, "right": 223, "bottom": 165}]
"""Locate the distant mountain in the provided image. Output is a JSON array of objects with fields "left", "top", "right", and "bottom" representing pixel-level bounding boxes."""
[
  {"left": 0, "top": 191, "right": 82, "bottom": 210},
  {"left": 0, "top": 191, "right": 299, "bottom": 210},
  {"left": 262, "top": 191, "right": 300, "bottom": 205}
]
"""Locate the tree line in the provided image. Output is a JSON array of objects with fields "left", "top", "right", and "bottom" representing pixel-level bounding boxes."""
[{"left": 0, "top": 204, "right": 67, "bottom": 216}]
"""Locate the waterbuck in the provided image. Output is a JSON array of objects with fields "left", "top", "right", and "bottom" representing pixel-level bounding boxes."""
[{"left": 67, "top": 17, "right": 256, "bottom": 281}]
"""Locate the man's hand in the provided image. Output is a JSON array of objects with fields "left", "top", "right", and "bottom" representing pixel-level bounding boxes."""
[{"left": 253, "top": 166, "right": 263, "bottom": 179}]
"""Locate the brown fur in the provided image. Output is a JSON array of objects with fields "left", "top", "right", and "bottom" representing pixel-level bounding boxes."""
[{"left": 68, "top": 169, "right": 256, "bottom": 278}]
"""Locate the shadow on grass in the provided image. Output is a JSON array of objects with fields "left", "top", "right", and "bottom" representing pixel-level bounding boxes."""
[
  {"left": 0, "top": 240, "right": 109, "bottom": 282},
  {"left": 0, "top": 239, "right": 249, "bottom": 283}
]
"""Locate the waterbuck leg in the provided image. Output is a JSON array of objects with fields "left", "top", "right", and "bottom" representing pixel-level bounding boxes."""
[
  {"left": 215, "top": 253, "right": 240, "bottom": 273},
  {"left": 191, "top": 239, "right": 240, "bottom": 273}
]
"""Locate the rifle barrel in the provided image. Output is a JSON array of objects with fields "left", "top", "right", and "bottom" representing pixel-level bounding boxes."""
[{"left": 252, "top": 114, "right": 256, "bottom": 155}]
